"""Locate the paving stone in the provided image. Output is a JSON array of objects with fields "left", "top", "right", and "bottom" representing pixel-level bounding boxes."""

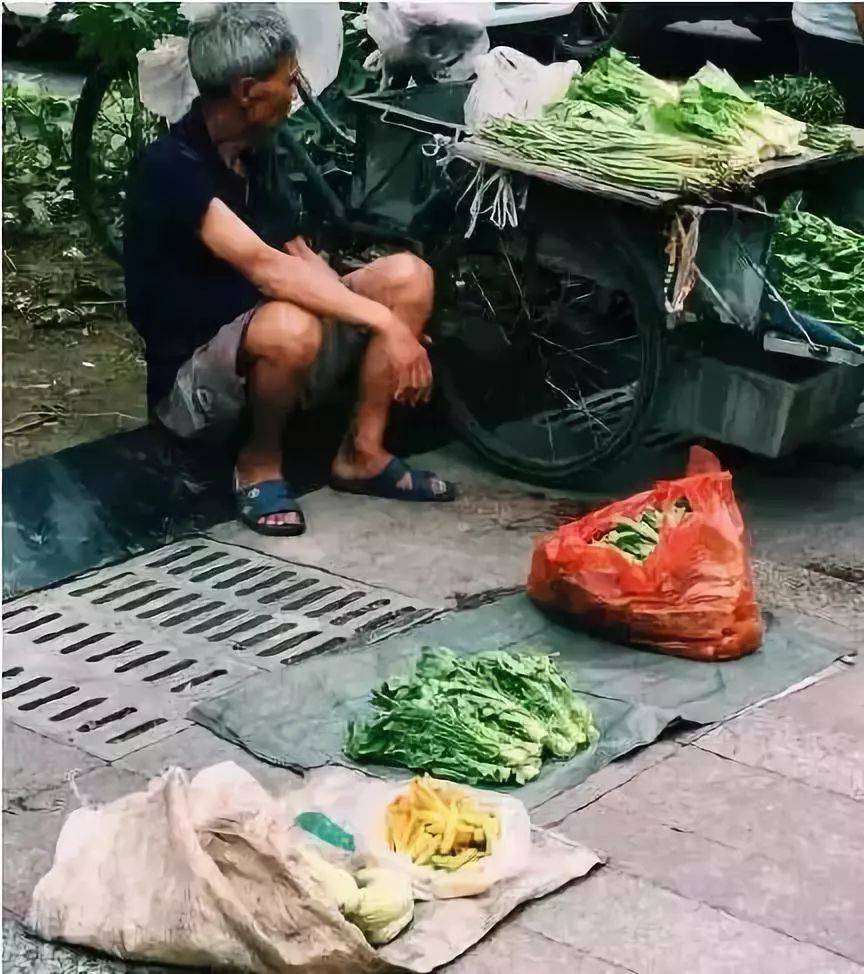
[
  {"left": 751, "top": 561, "right": 864, "bottom": 639},
  {"left": 206, "top": 441, "right": 591, "bottom": 607},
  {"left": 597, "top": 746, "right": 864, "bottom": 878},
  {"left": 115, "top": 724, "right": 303, "bottom": 796},
  {"left": 3, "top": 722, "right": 103, "bottom": 807},
  {"left": 697, "top": 663, "right": 864, "bottom": 801},
  {"left": 561, "top": 746, "right": 864, "bottom": 963},
  {"left": 531, "top": 742, "right": 679, "bottom": 828},
  {"left": 2, "top": 766, "right": 147, "bottom": 921},
  {"left": 559, "top": 801, "right": 864, "bottom": 963},
  {"left": 521, "top": 867, "right": 863, "bottom": 974},
  {"left": 737, "top": 454, "right": 864, "bottom": 577},
  {"left": 446, "top": 920, "right": 632, "bottom": 973}
]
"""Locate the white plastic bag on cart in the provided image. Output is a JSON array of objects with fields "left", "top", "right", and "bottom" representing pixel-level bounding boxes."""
[
  {"left": 138, "top": 2, "right": 343, "bottom": 122},
  {"left": 464, "top": 46, "right": 581, "bottom": 132},
  {"left": 284, "top": 767, "right": 532, "bottom": 901},
  {"left": 137, "top": 35, "right": 198, "bottom": 123},
  {"left": 28, "top": 763, "right": 381, "bottom": 972},
  {"left": 366, "top": 1, "right": 494, "bottom": 82}
]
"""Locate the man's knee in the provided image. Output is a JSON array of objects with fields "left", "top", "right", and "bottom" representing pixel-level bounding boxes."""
[
  {"left": 382, "top": 252, "right": 434, "bottom": 302},
  {"left": 244, "top": 301, "right": 322, "bottom": 368}
]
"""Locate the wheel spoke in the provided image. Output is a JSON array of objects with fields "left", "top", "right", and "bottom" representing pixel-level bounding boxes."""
[{"left": 436, "top": 237, "right": 656, "bottom": 483}]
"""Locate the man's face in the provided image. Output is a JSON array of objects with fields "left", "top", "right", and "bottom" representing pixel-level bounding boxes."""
[{"left": 236, "top": 55, "right": 299, "bottom": 129}]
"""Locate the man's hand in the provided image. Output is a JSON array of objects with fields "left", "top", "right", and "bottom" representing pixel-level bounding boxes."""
[
  {"left": 200, "top": 203, "right": 433, "bottom": 385},
  {"left": 201, "top": 200, "right": 400, "bottom": 332},
  {"left": 283, "top": 237, "right": 431, "bottom": 405},
  {"left": 283, "top": 236, "right": 340, "bottom": 282},
  {"left": 379, "top": 315, "right": 433, "bottom": 406}
]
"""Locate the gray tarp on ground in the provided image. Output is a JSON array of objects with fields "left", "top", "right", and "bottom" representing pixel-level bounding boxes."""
[{"left": 192, "top": 595, "right": 845, "bottom": 809}]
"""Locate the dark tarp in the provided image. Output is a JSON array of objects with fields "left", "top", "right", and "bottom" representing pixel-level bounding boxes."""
[{"left": 192, "top": 594, "right": 843, "bottom": 810}]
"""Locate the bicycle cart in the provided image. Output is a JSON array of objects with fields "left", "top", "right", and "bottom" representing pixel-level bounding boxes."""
[
  {"left": 347, "top": 82, "right": 864, "bottom": 486},
  {"left": 70, "top": 54, "right": 864, "bottom": 489}
]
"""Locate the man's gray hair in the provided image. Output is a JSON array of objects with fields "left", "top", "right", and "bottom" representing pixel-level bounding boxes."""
[{"left": 188, "top": 3, "right": 297, "bottom": 97}]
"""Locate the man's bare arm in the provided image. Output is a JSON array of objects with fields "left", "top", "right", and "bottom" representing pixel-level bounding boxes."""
[
  {"left": 199, "top": 197, "right": 432, "bottom": 400},
  {"left": 854, "top": 3, "right": 864, "bottom": 38},
  {"left": 200, "top": 198, "right": 394, "bottom": 332}
]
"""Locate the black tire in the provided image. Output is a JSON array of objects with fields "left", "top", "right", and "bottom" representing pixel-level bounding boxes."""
[
  {"left": 71, "top": 65, "right": 162, "bottom": 265},
  {"left": 71, "top": 66, "right": 120, "bottom": 262},
  {"left": 555, "top": 4, "right": 654, "bottom": 63},
  {"left": 430, "top": 234, "right": 664, "bottom": 488}
]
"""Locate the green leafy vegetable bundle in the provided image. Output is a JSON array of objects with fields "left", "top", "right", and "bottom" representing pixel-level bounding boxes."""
[
  {"left": 802, "top": 124, "right": 855, "bottom": 154},
  {"left": 565, "top": 47, "right": 679, "bottom": 120},
  {"left": 478, "top": 51, "right": 812, "bottom": 195},
  {"left": 751, "top": 74, "right": 845, "bottom": 126},
  {"left": 642, "top": 63, "right": 805, "bottom": 163},
  {"left": 769, "top": 203, "right": 864, "bottom": 340},
  {"left": 749, "top": 74, "right": 853, "bottom": 154},
  {"left": 345, "top": 648, "right": 599, "bottom": 786}
]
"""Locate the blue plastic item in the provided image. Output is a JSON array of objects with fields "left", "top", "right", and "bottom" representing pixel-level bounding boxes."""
[
  {"left": 295, "top": 811, "right": 356, "bottom": 851},
  {"left": 762, "top": 293, "right": 864, "bottom": 353}
]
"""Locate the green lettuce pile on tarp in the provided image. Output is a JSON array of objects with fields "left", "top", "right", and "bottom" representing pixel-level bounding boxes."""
[
  {"left": 769, "top": 199, "right": 864, "bottom": 340},
  {"left": 345, "top": 648, "right": 599, "bottom": 786}
]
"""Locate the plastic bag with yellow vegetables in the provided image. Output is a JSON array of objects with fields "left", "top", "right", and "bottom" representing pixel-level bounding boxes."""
[{"left": 286, "top": 767, "right": 531, "bottom": 901}]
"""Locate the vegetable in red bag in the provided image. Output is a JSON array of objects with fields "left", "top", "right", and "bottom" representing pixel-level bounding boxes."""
[{"left": 527, "top": 447, "right": 762, "bottom": 661}]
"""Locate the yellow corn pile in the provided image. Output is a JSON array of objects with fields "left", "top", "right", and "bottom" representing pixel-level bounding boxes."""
[{"left": 386, "top": 776, "right": 500, "bottom": 871}]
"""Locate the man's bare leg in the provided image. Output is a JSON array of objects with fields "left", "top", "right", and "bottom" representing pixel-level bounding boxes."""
[
  {"left": 331, "top": 253, "right": 435, "bottom": 487},
  {"left": 237, "top": 300, "right": 322, "bottom": 528}
]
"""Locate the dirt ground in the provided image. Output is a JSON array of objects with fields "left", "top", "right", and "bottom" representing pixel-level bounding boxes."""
[{"left": 2, "top": 234, "right": 146, "bottom": 466}]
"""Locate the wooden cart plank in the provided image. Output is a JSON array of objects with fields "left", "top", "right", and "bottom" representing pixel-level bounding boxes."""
[
  {"left": 450, "top": 140, "right": 678, "bottom": 209},
  {"left": 754, "top": 144, "right": 864, "bottom": 183},
  {"left": 453, "top": 128, "right": 864, "bottom": 208}
]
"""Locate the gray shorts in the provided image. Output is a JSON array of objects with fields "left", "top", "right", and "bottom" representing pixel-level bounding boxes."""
[{"left": 154, "top": 307, "right": 368, "bottom": 439}]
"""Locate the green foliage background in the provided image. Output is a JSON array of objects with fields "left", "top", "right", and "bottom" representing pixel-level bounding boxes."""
[{"left": 3, "top": 1, "right": 374, "bottom": 241}]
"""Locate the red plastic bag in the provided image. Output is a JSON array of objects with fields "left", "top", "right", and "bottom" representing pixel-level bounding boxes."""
[{"left": 527, "top": 447, "right": 762, "bottom": 661}]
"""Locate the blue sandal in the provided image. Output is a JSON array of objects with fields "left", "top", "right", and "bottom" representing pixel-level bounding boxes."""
[
  {"left": 234, "top": 475, "right": 306, "bottom": 536},
  {"left": 330, "top": 457, "right": 456, "bottom": 502}
]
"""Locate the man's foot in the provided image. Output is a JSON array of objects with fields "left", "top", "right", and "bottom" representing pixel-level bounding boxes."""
[
  {"left": 330, "top": 446, "right": 394, "bottom": 485},
  {"left": 330, "top": 454, "right": 455, "bottom": 502},
  {"left": 235, "top": 451, "right": 304, "bottom": 532}
]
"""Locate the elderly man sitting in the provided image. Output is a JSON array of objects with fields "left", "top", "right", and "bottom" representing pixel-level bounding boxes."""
[{"left": 124, "top": 2, "right": 454, "bottom": 536}]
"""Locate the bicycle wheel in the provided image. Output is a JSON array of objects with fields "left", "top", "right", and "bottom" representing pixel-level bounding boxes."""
[
  {"left": 71, "top": 65, "right": 163, "bottom": 264},
  {"left": 431, "top": 234, "right": 664, "bottom": 488}
]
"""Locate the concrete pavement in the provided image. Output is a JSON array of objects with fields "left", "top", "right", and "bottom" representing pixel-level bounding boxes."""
[{"left": 3, "top": 439, "right": 863, "bottom": 972}]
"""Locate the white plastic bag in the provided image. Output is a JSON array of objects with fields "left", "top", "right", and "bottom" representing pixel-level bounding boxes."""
[
  {"left": 366, "top": 1, "right": 494, "bottom": 82},
  {"left": 29, "top": 763, "right": 381, "bottom": 972},
  {"left": 137, "top": 35, "right": 198, "bottom": 124},
  {"left": 464, "top": 47, "right": 581, "bottom": 132},
  {"left": 139, "top": 2, "right": 343, "bottom": 122},
  {"left": 277, "top": 1, "right": 343, "bottom": 99},
  {"left": 284, "top": 768, "right": 532, "bottom": 901}
]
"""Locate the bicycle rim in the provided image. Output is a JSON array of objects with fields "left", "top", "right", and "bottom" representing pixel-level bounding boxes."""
[
  {"left": 431, "top": 235, "right": 664, "bottom": 488},
  {"left": 71, "top": 66, "right": 162, "bottom": 264}
]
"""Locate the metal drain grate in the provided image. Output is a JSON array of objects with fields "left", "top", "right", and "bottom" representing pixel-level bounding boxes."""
[{"left": 3, "top": 538, "right": 438, "bottom": 759}]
